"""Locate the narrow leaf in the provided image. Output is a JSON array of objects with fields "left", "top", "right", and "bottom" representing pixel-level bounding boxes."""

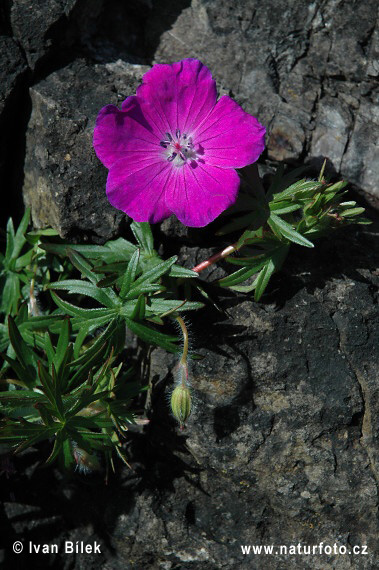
[
  {"left": 120, "top": 249, "right": 140, "bottom": 298},
  {"left": 269, "top": 213, "right": 314, "bottom": 248}
]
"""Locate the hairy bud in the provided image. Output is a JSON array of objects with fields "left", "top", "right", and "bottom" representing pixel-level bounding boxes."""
[{"left": 170, "top": 383, "right": 192, "bottom": 428}]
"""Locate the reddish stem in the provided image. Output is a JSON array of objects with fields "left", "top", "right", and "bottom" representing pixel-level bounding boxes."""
[{"left": 192, "top": 243, "right": 238, "bottom": 273}]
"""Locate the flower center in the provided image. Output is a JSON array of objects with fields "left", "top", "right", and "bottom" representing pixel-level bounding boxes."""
[{"left": 160, "top": 129, "right": 196, "bottom": 165}]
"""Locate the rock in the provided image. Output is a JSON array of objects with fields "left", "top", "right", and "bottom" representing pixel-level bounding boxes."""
[
  {"left": 23, "top": 59, "right": 148, "bottom": 242},
  {"left": 341, "top": 100, "right": 379, "bottom": 198},
  {"left": 149, "top": 0, "right": 379, "bottom": 197},
  {"left": 0, "top": 36, "right": 26, "bottom": 118},
  {"left": 0, "top": 35, "right": 28, "bottom": 227},
  {"left": 9, "top": 0, "right": 80, "bottom": 71},
  {"left": 8, "top": 0, "right": 150, "bottom": 72},
  {"left": 106, "top": 224, "right": 379, "bottom": 569},
  {"left": 310, "top": 97, "right": 351, "bottom": 173}
]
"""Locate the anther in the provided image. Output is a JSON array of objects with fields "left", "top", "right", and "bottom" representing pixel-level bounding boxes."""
[{"left": 167, "top": 153, "right": 177, "bottom": 162}]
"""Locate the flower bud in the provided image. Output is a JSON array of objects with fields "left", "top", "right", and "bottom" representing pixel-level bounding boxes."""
[
  {"left": 72, "top": 442, "right": 101, "bottom": 474},
  {"left": 170, "top": 384, "right": 192, "bottom": 428}
]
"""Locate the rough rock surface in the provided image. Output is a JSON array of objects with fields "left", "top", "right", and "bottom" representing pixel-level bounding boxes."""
[
  {"left": 2, "top": 223, "right": 379, "bottom": 569},
  {"left": 9, "top": 0, "right": 79, "bottom": 71},
  {"left": 0, "top": 35, "right": 28, "bottom": 227},
  {"left": 23, "top": 60, "right": 147, "bottom": 241}
]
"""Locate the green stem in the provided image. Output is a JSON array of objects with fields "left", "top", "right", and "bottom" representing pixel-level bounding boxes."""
[{"left": 175, "top": 315, "right": 189, "bottom": 369}]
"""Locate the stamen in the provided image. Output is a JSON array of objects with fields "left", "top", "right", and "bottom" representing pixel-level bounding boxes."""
[{"left": 161, "top": 131, "right": 197, "bottom": 166}]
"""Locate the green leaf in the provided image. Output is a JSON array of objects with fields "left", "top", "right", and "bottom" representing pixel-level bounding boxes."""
[
  {"left": 44, "top": 332, "right": 56, "bottom": 366},
  {"left": 0, "top": 390, "right": 48, "bottom": 408},
  {"left": 124, "top": 317, "right": 179, "bottom": 353},
  {"left": 68, "top": 342, "right": 110, "bottom": 389},
  {"left": 124, "top": 283, "right": 164, "bottom": 300},
  {"left": 67, "top": 249, "right": 98, "bottom": 284},
  {"left": 37, "top": 362, "right": 58, "bottom": 408},
  {"left": 147, "top": 299, "right": 204, "bottom": 314},
  {"left": 254, "top": 244, "right": 290, "bottom": 301},
  {"left": 73, "top": 324, "right": 89, "bottom": 359},
  {"left": 8, "top": 316, "right": 38, "bottom": 378},
  {"left": 51, "top": 291, "right": 114, "bottom": 320},
  {"left": 269, "top": 201, "right": 302, "bottom": 214},
  {"left": 54, "top": 318, "right": 71, "bottom": 371},
  {"left": 49, "top": 279, "right": 117, "bottom": 308},
  {"left": 65, "top": 390, "right": 110, "bottom": 418},
  {"left": 340, "top": 207, "right": 365, "bottom": 217},
  {"left": 12, "top": 208, "right": 30, "bottom": 259},
  {"left": 20, "top": 314, "right": 64, "bottom": 332},
  {"left": 254, "top": 259, "right": 276, "bottom": 301},
  {"left": 69, "top": 319, "right": 119, "bottom": 367},
  {"left": 92, "top": 261, "right": 128, "bottom": 274},
  {"left": 0, "top": 422, "right": 57, "bottom": 451},
  {"left": 169, "top": 265, "right": 199, "bottom": 278},
  {"left": 130, "top": 294, "right": 146, "bottom": 321},
  {"left": 96, "top": 274, "right": 119, "bottom": 288},
  {"left": 44, "top": 430, "right": 66, "bottom": 466},
  {"left": 218, "top": 265, "right": 264, "bottom": 288},
  {"left": 130, "top": 222, "right": 154, "bottom": 255},
  {"left": 0, "top": 274, "right": 20, "bottom": 314},
  {"left": 5, "top": 218, "right": 15, "bottom": 260},
  {"left": 35, "top": 402, "right": 57, "bottom": 427},
  {"left": 127, "top": 256, "right": 177, "bottom": 297},
  {"left": 273, "top": 179, "right": 320, "bottom": 201},
  {"left": 120, "top": 249, "right": 140, "bottom": 298},
  {"left": 268, "top": 213, "right": 314, "bottom": 248},
  {"left": 61, "top": 437, "right": 75, "bottom": 470},
  {"left": 14, "top": 249, "right": 34, "bottom": 271}
]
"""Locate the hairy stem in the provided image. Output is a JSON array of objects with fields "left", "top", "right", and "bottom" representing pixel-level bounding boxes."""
[{"left": 175, "top": 315, "right": 189, "bottom": 367}]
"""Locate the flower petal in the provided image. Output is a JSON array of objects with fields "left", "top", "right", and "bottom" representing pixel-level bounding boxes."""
[
  {"left": 165, "top": 163, "right": 240, "bottom": 227},
  {"left": 136, "top": 59, "right": 217, "bottom": 137},
  {"left": 106, "top": 157, "right": 173, "bottom": 223},
  {"left": 93, "top": 97, "right": 161, "bottom": 169},
  {"left": 194, "top": 95, "right": 266, "bottom": 168}
]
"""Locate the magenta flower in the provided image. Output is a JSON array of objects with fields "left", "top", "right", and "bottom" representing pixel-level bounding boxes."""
[{"left": 93, "top": 59, "right": 266, "bottom": 227}]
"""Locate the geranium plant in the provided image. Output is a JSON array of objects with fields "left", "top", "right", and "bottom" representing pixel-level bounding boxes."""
[{"left": 0, "top": 59, "right": 369, "bottom": 474}]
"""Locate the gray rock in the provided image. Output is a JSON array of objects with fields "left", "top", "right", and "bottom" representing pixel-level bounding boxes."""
[
  {"left": 0, "top": 36, "right": 27, "bottom": 119},
  {"left": 23, "top": 59, "right": 148, "bottom": 241},
  {"left": 8, "top": 0, "right": 149, "bottom": 71},
  {"left": 10, "top": 0, "right": 79, "bottom": 70},
  {"left": 310, "top": 97, "right": 351, "bottom": 173},
  {"left": 0, "top": 35, "right": 28, "bottom": 226},
  {"left": 105, "top": 225, "right": 379, "bottom": 569},
  {"left": 341, "top": 100, "right": 379, "bottom": 198},
  {"left": 149, "top": 0, "right": 379, "bottom": 197}
]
